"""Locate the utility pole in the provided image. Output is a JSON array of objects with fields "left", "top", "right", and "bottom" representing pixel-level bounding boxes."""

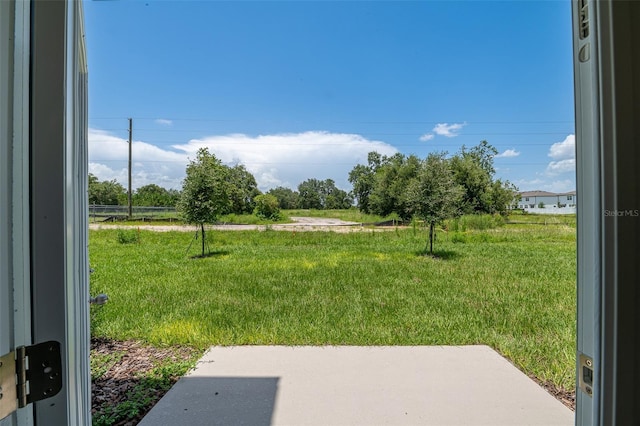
[{"left": 128, "top": 118, "right": 133, "bottom": 219}]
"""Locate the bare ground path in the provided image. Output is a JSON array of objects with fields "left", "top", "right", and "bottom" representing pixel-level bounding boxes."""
[{"left": 89, "top": 216, "right": 387, "bottom": 233}]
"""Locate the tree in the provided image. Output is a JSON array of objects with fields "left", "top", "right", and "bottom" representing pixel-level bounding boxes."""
[
  {"left": 254, "top": 194, "right": 281, "bottom": 220},
  {"left": 226, "top": 164, "right": 261, "bottom": 214},
  {"left": 449, "top": 153, "right": 492, "bottom": 214},
  {"left": 298, "top": 178, "right": 324, "bottom": 209},
  {"left": 450, "top": 141, "right": 519, "bottom": 215},
  {"left": 348, "top": 152, "right": 382, "bottom": 213},
  {"left": 134, "top": 184, "right": 180, "bottom": 207},
  {"left": 465, "top": 140, "right": 498, "bottom": 176},
  {"left": 368, "top": 153, "right": 420, "bottom": 219},
  {"left": 487, "top": 179, "right": 519, "bottom": 215},
  {"left": 88, "top": 173, "right": 126, "bottom": 205},
  {"left": 407, "top": 153, "right": 464, "bottom": 255},
  {"left": 266, "top": 186, "right": 300, "bottom": 210},
  {"left": 297, "top": 178, "right": 353, "bottom": 210},
  {"left": 177, "top": 148, "right": 231, "bottom": 256},
  {"left": 324, "top": 185, "right": 353, "bottom": 210}
]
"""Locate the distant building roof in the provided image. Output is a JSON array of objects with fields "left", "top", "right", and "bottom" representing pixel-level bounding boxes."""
[
  {"left": 519, "top": 190, "right": 557, "bottom": 197},
  {"left": 519, "top": 190, "right": 577, "bottom": 197}
]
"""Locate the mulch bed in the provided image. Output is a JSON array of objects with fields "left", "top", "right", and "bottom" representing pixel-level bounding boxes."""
[
  {"left": 531, "top": 376, "right": 576, "bottom": 411},
  {"left": 91, "top": 338, "right": 199, "bottom": 426}
]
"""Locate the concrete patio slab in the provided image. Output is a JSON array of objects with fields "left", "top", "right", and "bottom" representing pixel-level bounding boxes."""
[{"left": 139, "top": 345, "right": 574, "bottom": 426}]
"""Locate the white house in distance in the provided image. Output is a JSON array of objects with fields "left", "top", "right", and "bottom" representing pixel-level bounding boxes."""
[{"left": 517, "top": 190, "right": 577, "bottom": 214}]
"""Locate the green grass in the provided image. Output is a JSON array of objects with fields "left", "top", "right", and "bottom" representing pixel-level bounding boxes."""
[
  {"left": 218, "top": 212, "right": 289, "bottom": 224},
  {"left": 91, "top": 354, "right": 197, "bottom": 426},
  {"left": 89, "top": 222, "right": 576, "bottom": 392},
  {"left": 445, "top": 214, "right": 506, "bottom": 231},
  {"left": 506, "top": 212, "right": 576, "bottom": 226}
]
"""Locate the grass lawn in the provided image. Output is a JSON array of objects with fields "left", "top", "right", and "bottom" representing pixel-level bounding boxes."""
[
  {"left": 505, "top": 211, "right": 576, "bottom": 226},
  {"left": 89, "top": 221, "right": 576, "bottom": 393}
]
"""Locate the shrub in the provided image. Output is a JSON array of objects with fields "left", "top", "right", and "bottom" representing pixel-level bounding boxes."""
[
  {"left": 254, "top": 194, "right": 281, "bottom": 220},
  {"left": 450, "top": 232, "right": 467, "bottom": 244},
  {"left": 117, "top": 229, "right": 139, "bottom": 244}
]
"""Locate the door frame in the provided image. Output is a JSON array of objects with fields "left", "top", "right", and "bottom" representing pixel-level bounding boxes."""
[
  {"left": 573, "top": 0, "right": 640, "bottom": 424},
  {"left": 1, "top": 1, "right": 90, "bottom": 425},
  {"left": 30, "top": 1, "right": 90, "bottom": 424},
  {"left": 2, "top": 1, "right": 638, "bottom": 424}
]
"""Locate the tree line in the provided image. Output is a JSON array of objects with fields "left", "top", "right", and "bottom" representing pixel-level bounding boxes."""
[
  {"left": 89, "top": 140, "right": 518, "bottom": 218},
  {"left": 88, "top": 165, "right": 354, "bottom": 212},
  {"left": 90, "top": 140, "right": 519, "bottom": 254},
  {"left": 88, "top": 162, "right": 262, "bottom": 214},
  {"left": 89, "top": 174, "right": 181, "bottom": 207}
]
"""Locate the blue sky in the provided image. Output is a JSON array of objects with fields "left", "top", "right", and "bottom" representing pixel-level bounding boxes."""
[{"left": 84, "top": 0, "right": 576, "bottom": 194}]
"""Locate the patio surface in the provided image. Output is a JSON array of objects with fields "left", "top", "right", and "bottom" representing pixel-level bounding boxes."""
[{"left": 139, "top": 345, "right": 574, "bottom": 426}]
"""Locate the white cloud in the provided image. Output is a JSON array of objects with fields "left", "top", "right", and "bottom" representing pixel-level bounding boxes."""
[
  {"left": 433, "top": 122, "right": 466, "bottom": 138},
  {"left": 173, "top": 131, "right": 398, "bottom": 191},
  {"left": 495, "top": 149, "right": 520, "bottom": 158},
  {"left": 542, "top": 179, "right": 575, "bottom": 193},
  {"left": 548, "top": 134, "right": 575, "bottom": 160},
  {"left": 546, "top": 159, "right": 576, "bottom": 175},
  {"left": 515, "top": 178, "right": 544, "bottom": 189},
  {"left": 514, "top": 177, "right": 575, "bottom": 193},
  {"left": 89, "top": 128, "right": 189, "bottom": 189},
  {"left": 155, "top": 118, "right": 173, "bottom": 126},
  {"left": 543, "top": 134, "right": 576, "bottom": 176},
  {"left": 89, "top": 129, "right": 398, "bottom": 192},
  {"left": 88, "top": 162, "right": 125, "bottom": 182},
  {"left": 419, "top": 133, "right": 434, "bottom": 141}
]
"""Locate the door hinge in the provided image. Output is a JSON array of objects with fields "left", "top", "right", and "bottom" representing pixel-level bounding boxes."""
[{"left": 0, "top": 341, "right": 63, "bottom": 420}]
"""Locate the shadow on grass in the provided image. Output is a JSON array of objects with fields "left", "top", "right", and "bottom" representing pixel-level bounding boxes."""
[
  {"left": 189, "top": 250, "right": 230, "bottom": 259},
  {"left": 414, "top": 249, "right": 461, "bottom": 260}
]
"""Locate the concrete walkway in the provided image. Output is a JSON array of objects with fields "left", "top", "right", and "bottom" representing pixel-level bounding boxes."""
[{"left": 139, "top": 345, "right": 574, "bottom": 426}]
